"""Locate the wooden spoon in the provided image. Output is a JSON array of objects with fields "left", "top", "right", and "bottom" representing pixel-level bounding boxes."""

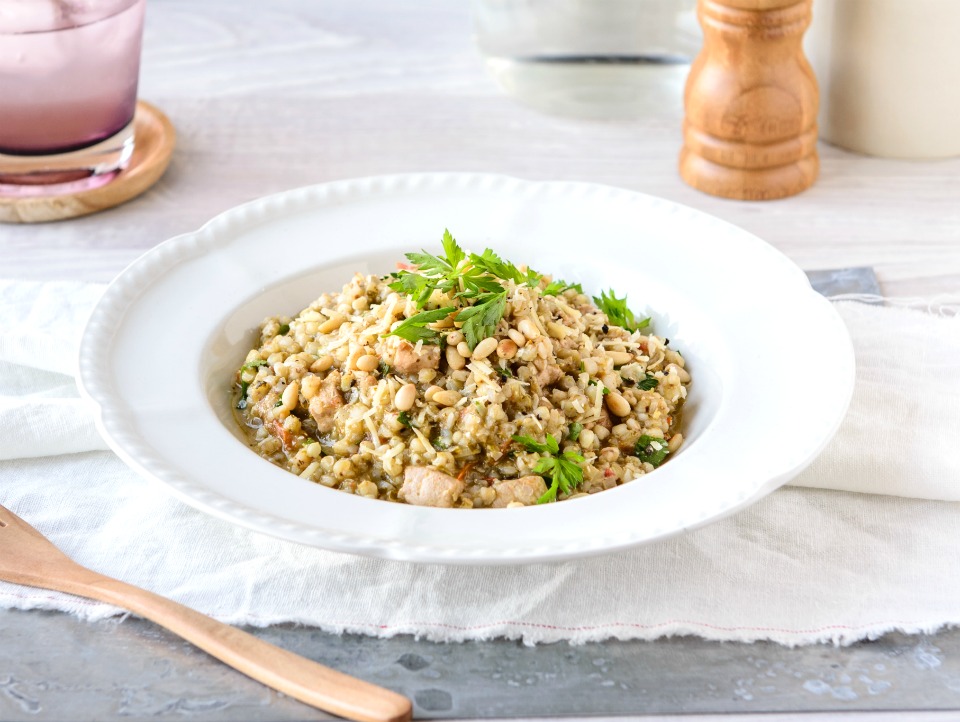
[{"left": 0, "top": 503, "right": 411, "bottom": 722}]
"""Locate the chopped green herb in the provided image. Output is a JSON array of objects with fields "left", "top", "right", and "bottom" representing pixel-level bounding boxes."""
[
  {"left": 397, "top": 411, "right": 412, "bottom": 428},
  {"left": 274, "top": 399, "right": 284, "bottom": 407},
  {"left": 635, "top": 434, "right": 670, "bottom": 468},
  {"left": 387, "top": 306, "right": 456, "bottom": 345},
  {"left": 495, "top": 364, "right": 514, "bottom": 380},
  {"left": 601, "top": 386, "right": 610, "bottom": 396},
  {"left": 236, "top": 381, "right": 249, "bottom": 410},
  {"left": 636, "top": 374, "right": 660, "bottom": 391},
  {"left": 512, "top": 434, "right": 585, "bottom": 503},
  {"left": 241, "top": 359, "right": 267, "bottom": 370},
  {"left": 568, "top": 422, "right": 583, "bottom": 442},
  {"left": 301, "top": 437, "right": 317, "bottom": 446},
  {"left": 278, "top": 323, "right": 290, "bottom": 335},
  {"left": 593, "top": 289, "right": 651, "bottom": 333},
  {"left": 432, "top": 438, "right": 448, "bottom": 451},
  {"left": 378, "top": 360, "right": 391, "bottom": 376}
]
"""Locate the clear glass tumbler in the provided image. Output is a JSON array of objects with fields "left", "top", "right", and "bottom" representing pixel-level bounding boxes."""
[
  {"left": 0, "top": 0, "right": 146, "bottom": 197},
  {"left": 472, "top": 0, "right": 701, "bottom": 119}
]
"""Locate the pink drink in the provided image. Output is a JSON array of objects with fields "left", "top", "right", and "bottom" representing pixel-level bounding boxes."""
[{"left": 0, "top": 0, "right": 145, "bottom": 192}]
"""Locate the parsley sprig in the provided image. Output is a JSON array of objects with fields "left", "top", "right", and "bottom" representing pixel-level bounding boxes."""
[
  {"left": 387, "top": 230, "right": 581, "bottom": 350},
  {"left": 593, "top": 289, "right": 650, "bottom": 333},
  {"left": 512, "top": 434, "right": 585, "bottom": 504}
]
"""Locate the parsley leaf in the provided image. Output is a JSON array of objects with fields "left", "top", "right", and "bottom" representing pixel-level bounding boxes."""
[
  {"left": 543, "top": 280, "right": 584, "bottom": 296},
  {"left": 568, "top": 422, "right": 583, "bottom": 442},
  {"left": 636, "top": 374, "right": 660, "bottom": 391},
  {"left": 468, "top": 248, "right": 525, "bottom": 284},
  {"left": 397, "top": 411, "right": 413, "bottom": 428},
  {"left": 635, "top": 434, "right": 670, "bottom": 468},
  {"left": 441, "top": 228, "right": 466, "bottom": 268},
  {"left": 457, "top": 291, "right": 507, "bottom": 349},
  {"left": 387, "top": 306, "right": 455, "bottom": 345},
  {"left": 241, "top": 359, "right": 267, "bottom": 370},
  {"left": 495, "top": 365, "right": 514, "bottom": 380},
  {"left": 593, "top": 289, "right": 651, "bottom": 333},
  {"left": 512, "top": 434, "right": 560, "bottom": 456},
  {"left": 389, "top": 271, "right": 435, "bottom": 307}
]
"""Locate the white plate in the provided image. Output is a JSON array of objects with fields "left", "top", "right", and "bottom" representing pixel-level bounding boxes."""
[{"left": 78, "top": 174, "right": 854, "bottom": 564}]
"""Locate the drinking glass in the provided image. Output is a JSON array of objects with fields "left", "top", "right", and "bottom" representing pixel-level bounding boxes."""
[
  {"left": 472, "top": 0, "right": 701, "bottom": 118},
  {"left": 0, "top": 0, "right": 146, "bottom": 197}
]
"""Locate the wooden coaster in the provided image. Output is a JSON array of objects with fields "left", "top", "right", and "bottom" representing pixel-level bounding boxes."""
[{"left": 0, "top": 100, "right": 175, "bottom": 224}]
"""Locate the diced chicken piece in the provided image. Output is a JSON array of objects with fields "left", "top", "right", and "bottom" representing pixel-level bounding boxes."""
[
  {"left": 400, "top": 466, "right": 465, "bottom": 508},
  {"left": 378, "top": 336, "right": 440, "bottom": 375},
  {"left": 594, "top": 407, "right": 613, "bottom": 431},
  {"left": 491, "top": 475, "right": 548, "bottom": 508},
  {"left": 268, "top": 419, "right": 295, "bottom": 451},
  {"left": 534, "top": 358, "right": 564, "bottom": 388},
  {"left": 308, "top": 370, "right": 343, "bottom": 434}
]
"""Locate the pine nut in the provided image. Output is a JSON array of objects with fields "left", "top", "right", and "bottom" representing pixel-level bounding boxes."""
[
  {"left": 497, "top": 339, "right": 518, "bottom": 359},
  {"left": 456, "top": 341, "right": 472, "bottom": 358},
  {"left": 355, "top": 354, "right": 378, "bottom": 372},
  {"left": 311, "top": 355, "right": 334, "bottom": 372},
  {"left": 606, "top": 391, "right": 631, "bottom": 417},
  {"left": 507, "top": 329, "right": 527, "bottom": 347},
  {"left": 447, "top": 330, "right": 464, "bottom": 345},
  {"left": 668, "top": 433, "right": 684, "bottom": 452},
  {"left": 280, "top": 380, "right": 300, "bottom": 411},
  {"left": 432, "top": 389, "right": 461, "bottom": 407},
  {"left": 607, "top": 351, "right": 634, "bottom": 366},
  {"left": 546, "top": 321, "right": 568, "bottom": 340},
  {"left": 472, "top": 337, "right": 498, "bottom": 360},
  {"left": 446, "top": 344, "right": 466, "bottom": 370},
  {"left": 518, "top": 318, "right": 540, "bottom": 340},
  {"left": 395, "top": 383, "right": 417, "bottom": 411},
  {"left": 424, "top": 385, "right": 443, "bottom": 402},
  {"left": 318, "top": 314, "right": 346, "bottom": 334}
]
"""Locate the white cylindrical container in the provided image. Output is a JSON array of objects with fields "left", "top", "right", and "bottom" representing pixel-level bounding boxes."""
[{"left": 805, "top": 0, "right": 960, "bottom": 159}]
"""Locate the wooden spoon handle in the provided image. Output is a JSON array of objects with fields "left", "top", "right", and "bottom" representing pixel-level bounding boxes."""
[{"left": 53, "top": 571, "right": 411, "bottom": 722}]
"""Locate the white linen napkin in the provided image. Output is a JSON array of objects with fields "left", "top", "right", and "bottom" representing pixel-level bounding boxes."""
[{"left": 1, "top": 280, "right": 959, "bottom": 645}]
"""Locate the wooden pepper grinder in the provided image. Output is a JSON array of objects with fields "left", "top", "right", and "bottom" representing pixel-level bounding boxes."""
[{"left": 679, "top": 0, "right": 819, "bottom": 200}]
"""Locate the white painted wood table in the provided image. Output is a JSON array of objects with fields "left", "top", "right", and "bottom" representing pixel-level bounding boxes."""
[{"left": 2, "top": 1, "right": 959, "bottom": 720}]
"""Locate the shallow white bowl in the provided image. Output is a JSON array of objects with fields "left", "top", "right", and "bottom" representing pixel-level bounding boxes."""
[{"left": 78, "top": 174, "right": 854, "bottom": 564}]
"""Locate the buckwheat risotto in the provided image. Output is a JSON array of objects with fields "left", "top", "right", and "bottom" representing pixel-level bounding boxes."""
[{"left": 234, "top": 232, "right": 690, "bottom": 508}]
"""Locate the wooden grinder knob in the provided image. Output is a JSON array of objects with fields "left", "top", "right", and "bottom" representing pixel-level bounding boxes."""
[{"left": 679, "top": 0, "right": 819, "bottom": 200}]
